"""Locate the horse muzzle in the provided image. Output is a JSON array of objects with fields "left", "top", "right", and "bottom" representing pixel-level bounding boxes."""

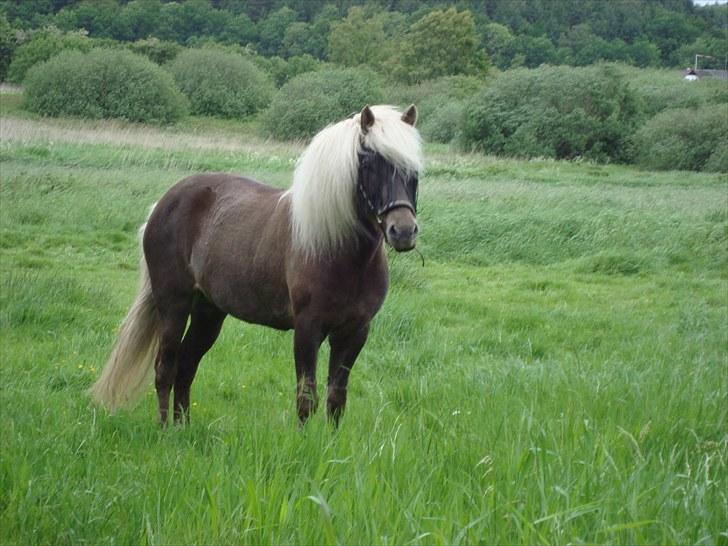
[{"left": 383, "top": 206, "right": 418, "bottom": 252}]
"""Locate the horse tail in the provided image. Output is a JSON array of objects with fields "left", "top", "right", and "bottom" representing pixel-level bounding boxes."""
[{"left": 89, "top": 207, "right": 159, "bottom": 411}]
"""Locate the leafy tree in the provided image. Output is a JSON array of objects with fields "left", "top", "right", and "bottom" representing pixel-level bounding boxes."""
[
  {"left": 218, "top": 12, "right": 258, "bottom": 46},
  {"left": 7, "top": 27, "right": 93, "bottom": 83},
  {"left": 511, "top": 34, "right": 560, "bottom": 68},
  {"left": 257, "top": 6, "right": 297, "bottom": 56},
  {"left": 628, "top": 38, "right": 661, "bottom": 68},
  {"left": 483, "top": 22, "right": 515, "bottom": 70},
  {"left": 0, "top": 14, "right": 17, "bottom": 81},
  {"left": 394, "top": 8, "right": 488, "bottom": 83},
  {"left": 53, "top": 0, "right": 120, "bottom": 38},
  {"left": 113, "top": 0, "right": 162, "bottom": 41},
  {"left": 644, "top": 5, "right": 701, "bottom": 65},
  {"left": 674, "top": 36, "right": 727, "bottom": 70},
  {"left": 328, "top": 7, "right": 387, "bottom": 67},
  {"left": 281, "top": 22, "right": 312, "bottom": 57},
  {"left": 155, "top": 0, "right": 228, "bottom": 44}
]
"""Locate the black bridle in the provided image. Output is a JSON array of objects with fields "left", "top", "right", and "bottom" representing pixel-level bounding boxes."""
[{"left": 356, "top": 147, "right": 419, "bottom": 225}]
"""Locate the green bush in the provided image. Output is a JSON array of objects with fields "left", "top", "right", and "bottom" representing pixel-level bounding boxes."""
[
  {"left": 420, "top": 101, "right": 466, "bottom": 144},
  {"left": 261, "top": 67, "right": 384, "bottom": 140},
  {"left": 388, "top": 75, "right": 485, "bottom": 143},
  {"left": 24, "top": 49, "right": 188, "bottom": 123},
  {"left": 8, "top": 28, "right": 93, "bottom": 84},
  {"left": 461, "top": 64, "right": 642, "bottom": 162},
  {"left": 613, "top": 65, "right": 728, "bottom": 117},
  {"left": 168, "top": 48, "right": 273, "bottom": 118},
  {"left": 632, "top": 105, "right": 728, "bottom": 172}
]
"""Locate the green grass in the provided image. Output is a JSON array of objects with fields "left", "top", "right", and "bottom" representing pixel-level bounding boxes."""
[{"left": 1, "top": 103, "right": 727, "bottom": 545}]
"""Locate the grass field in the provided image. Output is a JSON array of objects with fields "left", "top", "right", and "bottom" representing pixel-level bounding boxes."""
[{"left": 1, "top": 96, "right": 727, "bottom": 544}]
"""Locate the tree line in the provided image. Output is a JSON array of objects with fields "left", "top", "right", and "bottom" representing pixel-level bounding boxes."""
[{"left": 1, "top": 0, "right": 726, "bottom": 84}]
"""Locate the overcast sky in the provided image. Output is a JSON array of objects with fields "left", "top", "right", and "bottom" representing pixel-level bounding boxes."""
[{"left": 692, "top": 0, "right": 727, "bottom": 5}]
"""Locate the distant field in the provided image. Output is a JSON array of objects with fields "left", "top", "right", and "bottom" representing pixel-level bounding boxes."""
[{"left": 1, "top": 100, "right": 726, "bottom": 545}]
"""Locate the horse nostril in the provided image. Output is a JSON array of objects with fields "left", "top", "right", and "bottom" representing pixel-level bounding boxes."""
[
  {"left": 388, "top": 224, "right": 398, "bottom": 239},
  {"left": 413, "top": 223, "right": 419, "bottom": 235}
]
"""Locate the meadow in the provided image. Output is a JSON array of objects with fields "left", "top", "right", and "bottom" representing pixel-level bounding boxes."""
[{"left": 1, "top": 93, "right": 727, "bottom": 544}]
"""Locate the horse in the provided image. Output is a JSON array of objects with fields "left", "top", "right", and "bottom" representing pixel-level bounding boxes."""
[{"left": 89, "top": 104, "right": 423, "bottom": 426}]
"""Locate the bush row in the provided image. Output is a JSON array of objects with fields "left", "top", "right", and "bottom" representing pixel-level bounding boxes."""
[
  {"left": 24, "top": 49, "right": 188, "bottom": 124},
  {"left": 22, "top": 47, "right": 278, "bottom": 123},
  {"left": 19, "top": 46, "right": 727, "bottom": 172}
]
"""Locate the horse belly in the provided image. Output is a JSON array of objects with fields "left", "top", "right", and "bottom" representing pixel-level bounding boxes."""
[{"left": 198, "top": 266, "right": 293, "bottom": 331}]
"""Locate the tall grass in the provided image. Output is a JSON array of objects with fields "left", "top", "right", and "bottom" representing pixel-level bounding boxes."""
[{"left": 1, "top": 105, "right": 726, "bottom": 544}]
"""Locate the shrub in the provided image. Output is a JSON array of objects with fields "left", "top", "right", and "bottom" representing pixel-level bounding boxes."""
[
  {"left": 387, "top": 75, "right": 485, "bottom": 143},
  {"left": 168, "top": 48, "right": 273, "bottom": 118},
  {"left": 420, "top": 102, "right": 466, "bottom": 144},
  {"left": 461, "top": 64, "right": 642, "bottom": 162},
  {"left": 632, "top": 105, "right": 728, "bottom": 172},
  {"left": 24, "top": 49, "right": 188, "bottom": 123},
  {"left": 7, "top": 27, "right": 93, "bottom": 84},
  {"left": 261, "top": 68, "right": 384, "bottom": 140},
  {"left": 613, "top": 65, "right": 728, "bottom": 117}
]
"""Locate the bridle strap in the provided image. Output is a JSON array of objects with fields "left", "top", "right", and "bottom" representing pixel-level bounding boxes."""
[
  {"left": 377, "top": 200, "right": 416, "bottom": 217},
  {"left": 358, "top": 181, "right": 415, "bottom": 225}
]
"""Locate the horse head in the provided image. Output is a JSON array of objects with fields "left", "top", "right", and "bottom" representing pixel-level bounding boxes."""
[{"left": 357, "top": 105, "right": 420, "bottom": 252}]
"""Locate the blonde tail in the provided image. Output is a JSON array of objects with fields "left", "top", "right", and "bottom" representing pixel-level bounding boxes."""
[{"left": 89, "top": 214, "right": 159, "bottom": 411}]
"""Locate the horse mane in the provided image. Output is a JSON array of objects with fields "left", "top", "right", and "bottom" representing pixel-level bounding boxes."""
[{"left": 285, "top": 105, "right": 423, "bottom": 257}]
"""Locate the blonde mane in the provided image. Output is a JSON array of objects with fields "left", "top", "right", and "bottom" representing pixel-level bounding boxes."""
[{"left": 285, "top": 105, "right": 423, "bottom": 257}]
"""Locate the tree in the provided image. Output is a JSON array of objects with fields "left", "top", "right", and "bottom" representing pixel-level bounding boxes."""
[
  {"left": 257, "top": 6, "right": 297, "bottom": 56},
  {"left": 328, "top": 7, "right": 387, "bottom": 67},
  {"left": 645, "top": 5, "right": 701, "bottom": 65},
  {"left": 218, "top": 12, "right": 258, "bottom": 46},
  {"left": 0, "top": 14, "right": 17, "bottom": 81},
  {"left": 394, "top": 8, "right": 488, "bottom": 83},
  {"left": 511, "top": 34, "right": 559, "bottom": 68},
  {"left": 7, "top": 27, "right": 93, "bottom": 83},
  {"left": 483, "top": 22, "right": 515, "bottom": 70},
  {"left": 628, "top": 38, "right": 661, "bottom": 68},
  {"left": 113, "top": 0, "right": 162, "bottom": 41},
  {"left": 155, "top": 0, "right": 228, "bottom": 44}
]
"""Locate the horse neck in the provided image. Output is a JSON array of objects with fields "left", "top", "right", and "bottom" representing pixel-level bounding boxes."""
[{"left": 339, "top": 223, "right": 384, "bottom": 267}]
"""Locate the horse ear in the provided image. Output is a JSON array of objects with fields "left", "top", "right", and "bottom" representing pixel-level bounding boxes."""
[
  {"left": 401, "top": 104, "right": 417, "bottom": 126},
  {"left": 360, "top": 105, "right": 375, "bottom": 133}
]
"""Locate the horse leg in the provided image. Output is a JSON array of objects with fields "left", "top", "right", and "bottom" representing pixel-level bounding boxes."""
[
  {"left": 293, "top": 321, "right": 324, "bottom": 424},
  {"left": 155, "top": 299, "right": 191, "bottom": 427},
  {"left": 326, "top": 324, "right": 369, "bottom": 426},
  {"left": 173, "top": 296, "right": 226, "bottom": 424}
]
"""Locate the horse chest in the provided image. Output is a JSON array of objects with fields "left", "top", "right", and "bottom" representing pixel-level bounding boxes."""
[{"left": 290, "top": 256, "right": 389, "bottom": 331}]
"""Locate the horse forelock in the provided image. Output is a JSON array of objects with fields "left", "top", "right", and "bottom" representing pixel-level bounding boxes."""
[{"left": 286, "top": 105, "right": 423, "bottom": 257}]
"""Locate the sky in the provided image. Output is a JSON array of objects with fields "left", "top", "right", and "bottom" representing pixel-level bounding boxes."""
[{"left": 692, "top": 0, "right": 727, "bottom": 5}]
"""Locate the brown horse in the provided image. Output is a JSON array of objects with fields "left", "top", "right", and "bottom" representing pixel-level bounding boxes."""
[{"left": 90, "top": 105, "right": 423, "bottom": 426}]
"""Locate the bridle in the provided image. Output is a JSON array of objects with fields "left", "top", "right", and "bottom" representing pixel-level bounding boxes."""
[{"left": 357, "top": 148, "right": 418, "bottom": 226}]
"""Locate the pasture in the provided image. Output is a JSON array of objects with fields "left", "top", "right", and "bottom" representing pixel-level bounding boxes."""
[{"left": 1, "top": 98, "right": 726, "bottom": 544}]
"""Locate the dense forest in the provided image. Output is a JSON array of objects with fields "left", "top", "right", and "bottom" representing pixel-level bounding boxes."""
[{"left": 1, "top": 0, "right": 726, "bottom": 78}]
